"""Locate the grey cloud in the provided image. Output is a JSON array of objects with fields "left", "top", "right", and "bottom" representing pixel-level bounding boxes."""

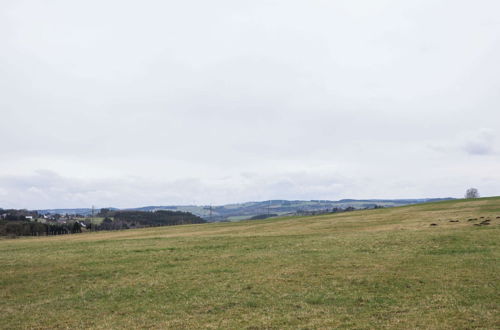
[
  {"left": 462, "top": 129, "right": 496, "bottom": 156},
  {"left": 427, "top": 128, "right": 498, "bottom": 157},
  {"left": 463, "top": 143, "right": 494, "bottom": 156}
]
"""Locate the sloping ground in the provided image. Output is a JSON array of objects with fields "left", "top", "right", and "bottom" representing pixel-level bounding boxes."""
[
  {"left": 36, "top": 198, "right": 453, "bottom": 220},
  {"left": 1, "top": 197, "right": 499, "bottom": 329}
]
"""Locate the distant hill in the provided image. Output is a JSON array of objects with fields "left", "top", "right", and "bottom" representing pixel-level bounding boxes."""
[
  {"left": 36, "top": 198, "right": 454, "bottom": 221},
  {"left": 37, "top": 208, "right": 119, "bottom": 216}
]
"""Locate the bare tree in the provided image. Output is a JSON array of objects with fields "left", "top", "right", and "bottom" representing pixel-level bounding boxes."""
[{"left": 465, "top": 188, "right": 480, "bottom": 199}]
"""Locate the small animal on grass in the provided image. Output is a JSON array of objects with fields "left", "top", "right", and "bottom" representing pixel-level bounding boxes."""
[{"left": 430, "top": 223, "right": 438, "bottom": 226}]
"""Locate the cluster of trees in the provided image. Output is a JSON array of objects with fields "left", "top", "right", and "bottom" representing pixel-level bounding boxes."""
[
  {"left": 97, "top": 208, "right": 117, "bottom": 217},
  {"left": 92, "top": 217, "right": 130, "bottom": 231},
  {"left": 81, "top": 210, "right": 205, "bottom": 232},
  {"left": 250, "top": 214, "right": 278, "bottom": 220},
  {"left": 0, "top": 221, "right": 82, "bottom": 237},
  {"left": 296, "top": 206, "right": 358, "bottom": 216},
  {"left": 0, "top": 209, "right": 39, "bottom": 221},
  {"left": 113, "top": 210, "right": 205, "bottom": 227},
  {"left": 465, "top": 188, "right": 480, "bottom": 199}
]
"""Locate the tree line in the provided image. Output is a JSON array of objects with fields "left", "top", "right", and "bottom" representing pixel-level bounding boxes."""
[
  {"left": 0, "top": 221, "right": 82, "bottom": 237},
  {"left": 113, "top": 210, "right": 205, "bottom": 227}
]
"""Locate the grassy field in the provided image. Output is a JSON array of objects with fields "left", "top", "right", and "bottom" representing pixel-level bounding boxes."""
[{"left": 1, "top": 198, "right": 499, "bottom": 329}]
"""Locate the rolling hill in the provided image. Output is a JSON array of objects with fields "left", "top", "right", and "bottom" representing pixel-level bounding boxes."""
[
  {"left": 36, "top": 197, "right": 455, "bottom": 221},
  {"left": 1, "top": 197, "right": 498, "bottom": 329}
]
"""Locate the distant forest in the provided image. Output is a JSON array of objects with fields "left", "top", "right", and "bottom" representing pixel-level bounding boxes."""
[{"left": 112, "top": 210, "right": 206, "bottom": 227}]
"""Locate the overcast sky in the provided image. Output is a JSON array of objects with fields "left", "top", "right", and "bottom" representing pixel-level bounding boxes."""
[{"left": 1, "top": 0, "right": 499, "bottom": 209}]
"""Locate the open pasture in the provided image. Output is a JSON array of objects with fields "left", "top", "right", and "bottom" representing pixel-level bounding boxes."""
[{"left": 1, "top": 198, "right": 499, "bottom": 329}]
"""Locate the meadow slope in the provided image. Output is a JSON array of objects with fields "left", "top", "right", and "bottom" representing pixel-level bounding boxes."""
[{"left": 1, "top": 197, "right": 499, "bottom": 329}]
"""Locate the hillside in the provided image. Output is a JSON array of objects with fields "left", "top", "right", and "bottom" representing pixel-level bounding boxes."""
[
  {"left": 35, "top": 197, "right": 455, "bottom": 220},
  {"left": 1, "top": 197, "right": 499, "bottom": 329}
]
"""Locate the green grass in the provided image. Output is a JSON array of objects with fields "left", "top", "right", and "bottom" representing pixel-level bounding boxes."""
[
  {"left": 1, "top": 197, "right": 499, "bottom": 329},
  {"left": 226, "top": 215, "right": 253, "bottom": 221}
]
